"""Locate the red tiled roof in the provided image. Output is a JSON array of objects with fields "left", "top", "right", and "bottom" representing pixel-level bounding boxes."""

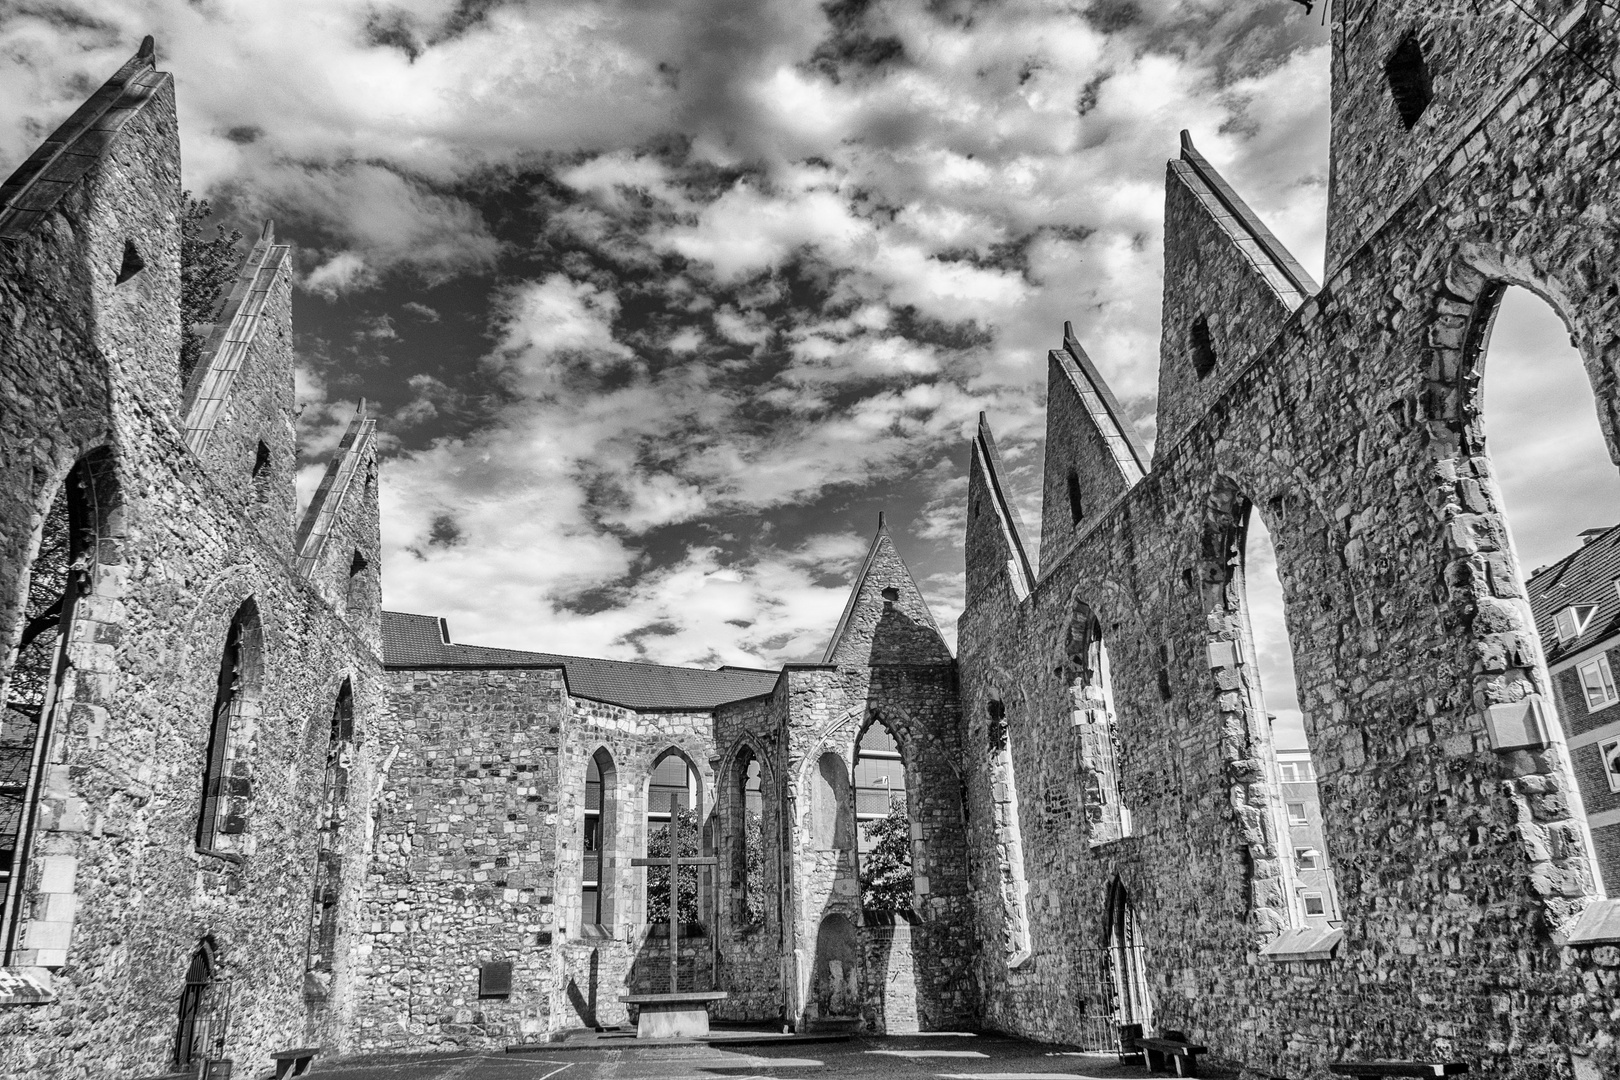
[
  {"left": 1527, "top": 524, "right": 1620, "bottom": 663},
  {"left": 380, "top": 611, "right": 780, "bottom": 712}
]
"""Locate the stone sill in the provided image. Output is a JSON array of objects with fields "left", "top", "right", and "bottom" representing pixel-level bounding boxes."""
[
  {"left": 0, "top": 967, "right": 55, "bottom": 1007},
  {"left": 195, "top": 847, "right": 246, "bottom": 865},
  {"left": 1259, "top": 926, "right": 1343, "bottom": 963},
  {"left": 1564, "top": 899, "right": 1620, "bottom": 945}
]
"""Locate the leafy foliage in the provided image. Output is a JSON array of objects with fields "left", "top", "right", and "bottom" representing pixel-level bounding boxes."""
[
  {"left": 646, "top": 807, "right": 701, "bottom": 926},
  {"left": 180, "top": 193, "right": 244, "bottom": 387},
  {"left": 743, "top": 810, "right": 766, "bottom": 926},
  {"left": 859, "top": 796, "right": 913, "bottom": 913}
]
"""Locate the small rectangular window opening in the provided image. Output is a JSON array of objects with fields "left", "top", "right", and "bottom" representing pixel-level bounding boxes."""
[
  {"left": 1066, "top": 469, "right": 1084, "bottom": 526},
  {"left": 1286, "top": 801, "right": 1308, "bottom": 825},
  {"left": 1303, "top": 893, "right": 1326, "bottom": 916},
  {"left": 1295, "top": 847, "right": 1320, "bottom": 870},
  {"left": 1556, "top": 605, "right": 1598, "bottom": 643},
  {"left": 1578, "top": 655, "right": 1619, "bottom": 712}
]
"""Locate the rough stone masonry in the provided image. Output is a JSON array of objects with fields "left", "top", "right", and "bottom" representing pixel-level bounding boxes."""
[{"left": 2, "top": 4, "right": 1620, "bottom": 1079}]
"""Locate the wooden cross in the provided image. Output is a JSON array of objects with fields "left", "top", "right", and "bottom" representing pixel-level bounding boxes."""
[{"left": 631, "top": 792, "right": 716, "bottom": 993}]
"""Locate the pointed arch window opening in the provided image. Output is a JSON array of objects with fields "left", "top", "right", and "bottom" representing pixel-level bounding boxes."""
[
  {"left": 197, "top": 600, "right": 261, "bottom": 857},
  {"left": 645, "top": 751, "right": 705, "bottom": 933},
  {"left": 854, "top": 717, "right": 913, "bottom": 914},
  {"left": 1067, "top": 613, "right": 1132, "bottom": 845},
  {"left": 1236, "top": 506, "right": 1344, "bottom": 928},
  {"left": 583, "top": 749, "right": 616, "bottom": 932},
  {"left": 306, "top": 680, "right": 355, "bottom": 997},
  {"left": 1103, "top": 880, "right": 1152, "bottom": 1031},
  {"left": 1, "top": 456, "right": 106, "bottom": 960},
  {"left": 1473, "top": 284, "right": 1619, "bottom": 897},
  {"left": 736, "top": 751, "right": 765, "bottom": 928}
]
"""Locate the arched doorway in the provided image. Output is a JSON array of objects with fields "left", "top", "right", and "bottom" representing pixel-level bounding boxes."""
[
  {"left": 809, "top": 912, "right": 860, "bottom": 1026},
  {"left": 174, "top": 939, "right": 223, "bottom": 1070},
  {"left": 1103, "top": 878, "right": 1151, "bottom": 1037}
]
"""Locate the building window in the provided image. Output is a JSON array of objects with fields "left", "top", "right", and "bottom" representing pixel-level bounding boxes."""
[
  {"left": 1302, "top": 893, "right": 1326, "bottom": 917},
  {"left": 1286, "top": 801, "right": 1308, "bottom": 826},
  {"left": 1295, "top": 847, "right": 1319, "bottom": 870},
  {"left": 1557, "top": 605, "right": 1598, "bottom": 643},
  {"left": 1578, "top": 655, "right": 1619, "bottom": 711},
  {"left": 1279, "top": 761, "right": 1299, "bottom": 782},
  {"left": 1066, "top": 469, "right": 1084, "bottom": 526},
  {"left": 197, "top": 600, "right": 262, "bottom": 853},
  {"left": 583, "top": 749, "right": 614, "bottom": 932},
  {"left": 1600, "top": 738, "right": 1620, "bottom": 795}
]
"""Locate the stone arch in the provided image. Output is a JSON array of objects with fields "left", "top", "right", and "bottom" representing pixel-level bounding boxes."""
[
  {"left": 852, "top": 711, "right": 912, "bottom": 914},
  {"left": 0, "top": 446, "right": 127, "bottom": 963},
  {"left": 1420, "top": 250, "right": 1608, "bottom": 921},
  {"left": 644, "top": 745, "right": 705, "bottom": 930},
  {"left": 585, "top": 746, "right": 617, "bottom": 932},
  {"left": 196, "top": 597, "right": 264, "bottom": 860},
  {"left": 173, "top": 936, "right": 221, "bottom": 1071},
  {"left": 1058, "top": 596, "right": 1130, "bottom": 845},
  {"left": 1197, "top": 476, "right": 1304, "bottom": 941},
  {"left": 978, "top": 670, "right": 1032, "bottom": 968},
  {"left": 810, "top": 751, "right": 855, "bottom": 852},
  {"left": 728, "top": 740, "right": 767, "bottom": 929},
  {"left": 304, "top": 678, "right": 355, "bottom": 1014},
  {"left": 1102, "top": 876, "right": 1153, "bottom": 1030},
  {"left": 808, "top": 911, "right": 860, "bottom": 1025}
]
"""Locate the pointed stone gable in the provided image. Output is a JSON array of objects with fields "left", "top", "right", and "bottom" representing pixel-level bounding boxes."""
[
  {"left": 1038, "top": 323, "right": 1149, "bottom": 569},
  {"left": 822, "top": 515, "right": 953, "bottom": 666},
  {"left": 1153, "top": 131, "right": 1317, "bottom": 460},
  {"left": 295, "top": 401, "right": 376, "bottom": 580},
  {"left": 965, "top": 414, "right": 1036, "bottom": 608}
]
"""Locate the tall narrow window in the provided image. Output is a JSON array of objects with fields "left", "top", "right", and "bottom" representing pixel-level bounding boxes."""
[
  {"left": 1065, "top": 609, "right": 1131, "bottom": 844},
  {"left": 1489, "top": 286, "right": 1620, "bottom": 895},
  {"left": 583, "top": 749, "right": 615, "bottom": 932},
  {"left": 986, "top": 696, "right": 1032, "bottom": 965},
  {"left": 855, "top": 718, "right": 911, "bottom": 913},
  {"left": 197, "top": 600, "right": 261, "bottom": 854},
  {"left": 646, "top": 751, "right": 701, "bottom": 928},
  {"left": 1242, "top": 511, "right": 1342, "bottom": 927},
  {"left": 1, "top": 455, "right": 105, "bottom": 960},
  {"left": 305, "top": 681, "right": 354, "bottom": 1004},
  {"left": 1066, "top": 469, "right": 1084, "bottom": 526},
  {"left": 736, "top": 751, "right": 765, "bottom": 928}
]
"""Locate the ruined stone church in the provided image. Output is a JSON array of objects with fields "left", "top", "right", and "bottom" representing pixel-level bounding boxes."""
[{"left": 3, "top": 4, "right": 1620, "bottom": 1078}]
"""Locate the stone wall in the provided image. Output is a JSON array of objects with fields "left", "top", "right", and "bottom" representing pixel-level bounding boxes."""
[
  {"left": 959, "top": 6, "right": 1620, "bottom": 1076},
  {"left": 352, "top": 668, "right": 563, "bottom": 1051},
  {"left": 0, "top": 45, "right": 385, "bottom": 1080}
]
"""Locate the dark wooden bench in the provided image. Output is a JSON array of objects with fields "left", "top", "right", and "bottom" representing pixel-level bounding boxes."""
[
  {"left": 1135, "top": 1032, "right": 1209, "bottom": 1077},
  {"left": 269, "top": 1048, "right": 321, "bottom": 1079},
  {"left": 1328, "top": 1064, "right": 1468, "bottom": 1078}
]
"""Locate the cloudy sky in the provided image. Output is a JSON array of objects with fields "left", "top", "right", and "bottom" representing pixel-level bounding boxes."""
[{"left": 3, "top": 1, "right": 1613, "bottom": 749}]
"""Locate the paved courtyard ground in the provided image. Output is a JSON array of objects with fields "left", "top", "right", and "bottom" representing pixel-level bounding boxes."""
[{"left": 307, "top": 1033, "right": 1242, "bottom": 1080}]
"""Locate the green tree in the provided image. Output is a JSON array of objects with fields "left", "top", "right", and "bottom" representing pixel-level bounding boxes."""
[
  {"left": 743, "top": 810, "right": 766, "bottom": 926},
  {"left": 180, "top": 193, "right": 243, "bottom": 387},
  {"left": 859, "top": 796, "right": 913, "bottom": 913},
  {"left": 645, "top": 807, "right": 701, "bottom": 926}
]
